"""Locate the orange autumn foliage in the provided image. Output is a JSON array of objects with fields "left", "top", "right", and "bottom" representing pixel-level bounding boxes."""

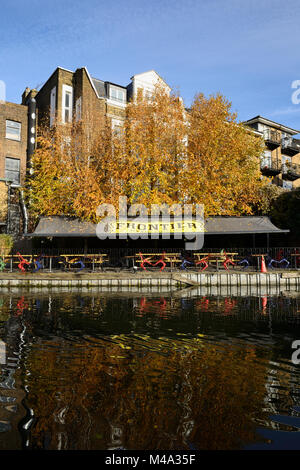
[{"left": 25, "top": 86, "right": 267, "bottom": 221}]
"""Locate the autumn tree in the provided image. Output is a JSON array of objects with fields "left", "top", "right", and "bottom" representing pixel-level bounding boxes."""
[
  {"left": 184, "top": 93, "right": 266, "bottom": 215},
  {"left": 25, "top": 109, "right": 123, "bottom": 223},
  {"left": 25, "top": 87, "right": 267, "bottom": 222},
  {"left": 115, "top": 84, "right": 187, "bottom": 206}
]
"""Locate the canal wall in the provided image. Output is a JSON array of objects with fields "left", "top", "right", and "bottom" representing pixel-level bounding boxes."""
[
  {"left": 0, "top": 271, "right": 299, "bottom": 291},
  {"left": 175, "top": 271, "right": 300, "bottom": 290}
]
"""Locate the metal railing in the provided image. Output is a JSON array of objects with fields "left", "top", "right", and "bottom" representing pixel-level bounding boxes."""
[
  {"left": 281, "top": 137, "right": 300, "bottom": 154},
  {"left": 260, "top": 160, "right": 281, "bottom": 175},
  {"left": 282, "top": 162, "right": 300, "bottom": 180},
  {"left": 3, "top": 246, "right": 300, "bottom": 271},
  {"left": 263, "top": 129, "right": 281, "bottom": 144}
]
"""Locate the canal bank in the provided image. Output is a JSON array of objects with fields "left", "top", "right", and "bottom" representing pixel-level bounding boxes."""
[{"left": 0, "top": 270, "right": 299, "bottom": 290}]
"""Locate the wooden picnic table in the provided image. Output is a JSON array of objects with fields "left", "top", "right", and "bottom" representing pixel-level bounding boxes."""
[
  {"left": 0, "top": 254, "right": 44, "bottom": 272},
  {"left": 125, "top": 253, "right": 182, "bottom": 270},
  {"left": 192, "top": 252, "right": 238, "bottom": 271},
  {"left": 125, "top": 252, "right": 238, "bottom": 271},
  {"left": 60, "top": 254, "right": 108, "bottom": 271},
  {"left": 0, "top": 254, "right": 110, "bottom": 272}
]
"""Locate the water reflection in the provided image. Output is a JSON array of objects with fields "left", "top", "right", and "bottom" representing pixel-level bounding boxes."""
[{"left": 0, "top": 290, "right": 299, "bottom": 450}]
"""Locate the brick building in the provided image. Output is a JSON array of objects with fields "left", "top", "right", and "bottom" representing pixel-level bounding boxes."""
[
  {"left": 35, "top": 66, "right": 300, "bottom": 191},
  {"left": 0, "top": 67, "right": 170, "bottom": 238},
  {"left": 34, "top": 67, "right": 170, "bottom": 131},
  {"left": 0, "top": 96, "right": 36, "bottom": 237}
]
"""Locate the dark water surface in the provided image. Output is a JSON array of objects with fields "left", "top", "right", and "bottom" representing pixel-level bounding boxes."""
[{"left": 0, "top": 289, "right": 300, "bottom": 450}]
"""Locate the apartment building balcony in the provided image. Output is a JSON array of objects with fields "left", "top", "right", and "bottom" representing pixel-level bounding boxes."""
[
  {"left": 282, "top": 162, "right": 300, "bottom": 181},
  {"left": 260, "top": 160, "right": 281, "bottom": 177},
  {"left": 263, "top": 129, "right": 281, "bottom": 149},
  {"left": 281, "top": 137, "right": 300, "bottom": 156}
]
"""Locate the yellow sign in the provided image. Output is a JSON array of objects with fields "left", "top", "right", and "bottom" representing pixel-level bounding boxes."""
[{"left": 105, "top": 220, "right": 204, "bottom": 234}]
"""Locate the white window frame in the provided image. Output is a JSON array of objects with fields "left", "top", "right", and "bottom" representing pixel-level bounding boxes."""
[
  {"left": 6, "top": 120, "right": 21, "bottom": 141},
  {"left": 62, "top": 84, "right": 73, "bottom": 123},
  {"left": 111, "top": 118, "right": 124, "bottom": 135},
  {"left": 282, "top": 155, "right": 292, "bottom": 172},
  {"left": 109, "top": 86, "right": 126, "bottom": 103},
  {"left": 50, "top": 86, "right": 56, "bottom": 127},
  {"left": 261, "top": 150, "right": 272, "bottom": 168},
  {"left": 5, "top": 157, "right": 20, "bottom": 186}
]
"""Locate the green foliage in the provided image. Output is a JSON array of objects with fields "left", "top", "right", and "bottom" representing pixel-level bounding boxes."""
[
  {"left": 0, "top": 234, "right": 13, "bottom": 258},
  {"left": 270, "top": 188, "right": 300, "bottom": 235},
  {"left": 255, "top": 184, "right": 285, "bottom": 215}
]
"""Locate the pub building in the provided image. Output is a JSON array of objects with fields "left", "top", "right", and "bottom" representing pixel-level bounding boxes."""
[{"left": 26, "top": 215, "right": 289, "bottom": 269}]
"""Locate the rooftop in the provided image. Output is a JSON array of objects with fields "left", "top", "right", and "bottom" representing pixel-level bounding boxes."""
[{"left": 244, "top": 115, "right": 300, "bottom": 135}]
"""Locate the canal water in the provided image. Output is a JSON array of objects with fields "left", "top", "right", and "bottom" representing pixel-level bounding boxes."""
[{"left": 0, "top": 288, "right": 299, "bottom": 450}]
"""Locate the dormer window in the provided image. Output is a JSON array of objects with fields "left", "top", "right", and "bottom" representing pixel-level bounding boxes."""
[{"left": 109, "top": 86, "right": 126, "bottom": 103}]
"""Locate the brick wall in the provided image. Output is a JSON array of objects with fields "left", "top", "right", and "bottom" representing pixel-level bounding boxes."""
[
  {"left": 74, "top": 68, "right": 106, "bottom": 124},
  {"left": 0, "top": 102, "right": 28, "bottom": 185},
  {"left": 36, "top": 66, "right": 129, "bottom": 131},
  {"left": 0, "top": 102, "right": 28, "bottom": 236}
]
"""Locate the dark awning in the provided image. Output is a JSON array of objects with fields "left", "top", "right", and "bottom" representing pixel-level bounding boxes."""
[
  {"left": 204, "top": 216, "right": 289, "bottom": 235},
  {"left": 26, "top": 215, "right": 289, "bottom": 238},
  {"left": 27, "top": 216, "right": 97, "bottom": 237}
]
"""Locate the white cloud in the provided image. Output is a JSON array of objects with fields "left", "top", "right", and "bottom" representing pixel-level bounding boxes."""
[{"left": 269, "top": 106, "right": 300, "bottom": 117}]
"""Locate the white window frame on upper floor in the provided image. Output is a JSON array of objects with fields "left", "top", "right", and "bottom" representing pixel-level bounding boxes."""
[
  {"left": 109, "top": 86, "right": 126, "bottom": 104},
  {"left": 6, "top": 120, "right": 21, "bottom": 141},
  {"left": 111, "top": 118, "right": 124, "bottom": 136},
  {"left": 62, "top": 84, "right": 73, "bottom": 123},
  {"left": 50, "top": 86, "right": 56, "bottom": 127}
]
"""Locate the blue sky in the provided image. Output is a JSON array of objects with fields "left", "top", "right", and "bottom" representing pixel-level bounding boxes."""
[{"left": 1, "top": 0, "right": 300, "bottom": 130}]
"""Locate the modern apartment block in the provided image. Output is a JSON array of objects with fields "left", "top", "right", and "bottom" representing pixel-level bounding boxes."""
[{"left": 245, "top": 116, "right": 300, "bottom": 190}]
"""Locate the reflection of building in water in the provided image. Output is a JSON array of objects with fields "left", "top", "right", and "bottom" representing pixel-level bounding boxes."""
[
  {"left": 0, "top": 305, "right": 27, "bottom": 449},
  {"left": 264, "top": 360, "right": 300, "bottom": 430}
]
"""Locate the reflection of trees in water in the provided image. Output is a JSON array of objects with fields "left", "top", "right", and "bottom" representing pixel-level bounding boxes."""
[
  {"left": 23, "top": 335, "right": 270, "bottom": 450},
  {"left": 0, "top": 292, "right": 299, "bottom": 450}
]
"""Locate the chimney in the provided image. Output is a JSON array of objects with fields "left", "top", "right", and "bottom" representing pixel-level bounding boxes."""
[
  {"left": 22, "top": 88, "right": 38, "bottom": 105},
  {"left": 22, "top": 87, "right": 31, "bottom": 105}
]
